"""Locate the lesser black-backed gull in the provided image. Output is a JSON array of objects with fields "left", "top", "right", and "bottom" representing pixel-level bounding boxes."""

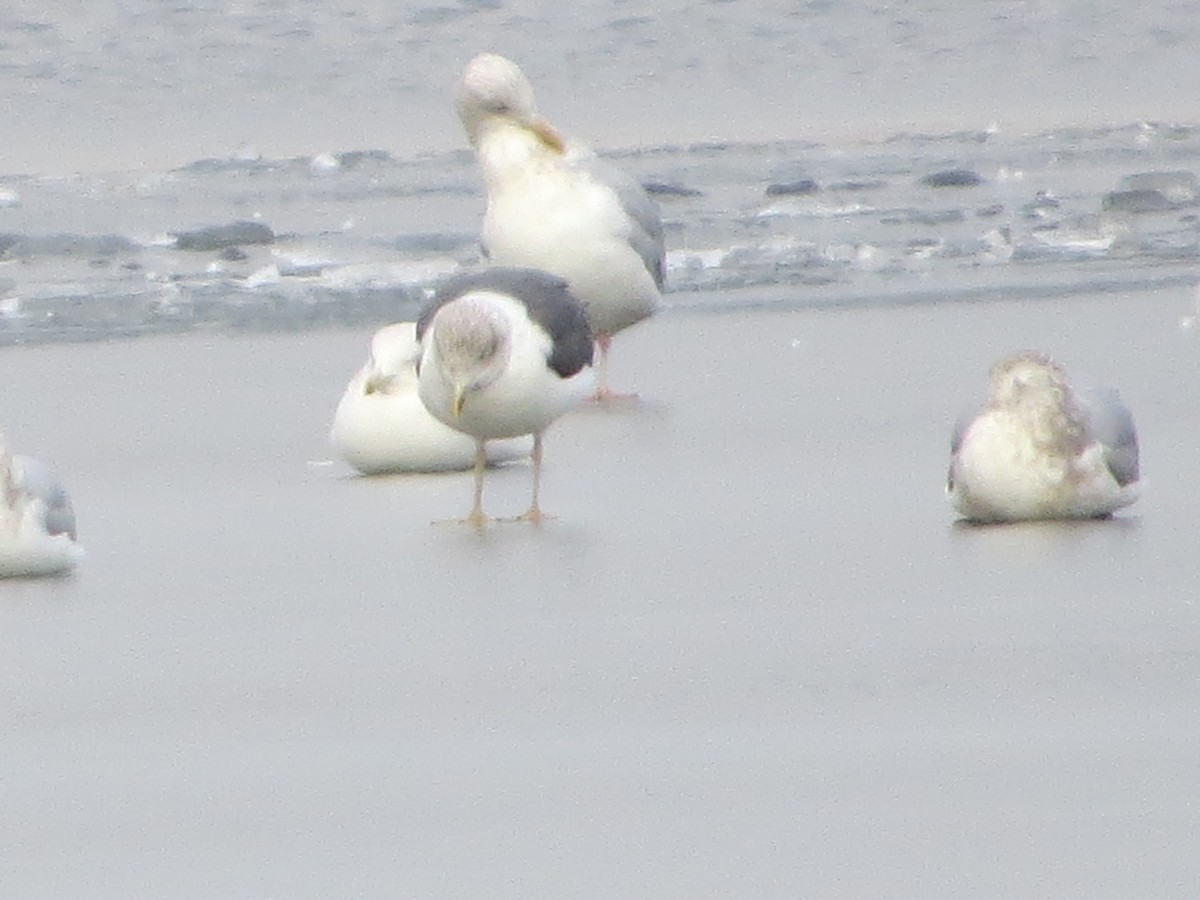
[{"left": 416, "top": 268, "right": 594, "bottom": 524}]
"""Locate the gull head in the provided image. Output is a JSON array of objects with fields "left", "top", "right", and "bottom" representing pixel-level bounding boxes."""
[
  {"left": 986, "top": 350, "right": 1086, "bottom": 453},
  {"left": 429, "top": 296, "right": 512, "bottom": 417},
  {"left": 456, "top": 53, "right": 564, "bottom": 152},
  {"left": 987, "top": 351, "right": 1070, "bottom": 408},
  {"left": 363, "top": 322, "right": 418, "bottom": 396}
]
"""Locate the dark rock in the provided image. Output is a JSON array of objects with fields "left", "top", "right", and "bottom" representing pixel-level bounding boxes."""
[
  {"left": 1101, "top": 189, "right": 1174, "bottom": 214},
  {"left": 174, "top": 221, "right": 275, "bottom": 251},
  {"left": 765, "top": 179, "right": 819, "bottom": 197},
  {"left": 219, "top": 246, "right": 249, "bottom": 262},
  {"left": 1117, "top": 171, "right": 1196, "bottom": 204},
  {"left": 921, "top": 169, "right": 983, "bottom": 188},
  {"left": 642, "top": 181, "right": 703, "bottom": 198},
  {"left": 335, "top": 150, "right": 394, "bottom": 169}
]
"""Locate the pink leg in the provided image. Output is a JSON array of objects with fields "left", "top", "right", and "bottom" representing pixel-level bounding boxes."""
[
  {"left": 590, "top": 333, "right": 637, "bottom": 404},
  {"left": 595, "top": 333, "right": 612, "bottom": 399},
  {"left": 517, "top": 432, "right": 552, "bottom": 524},
  {"left": 465, "top": 439, "right": 489, "bottom": 527}
]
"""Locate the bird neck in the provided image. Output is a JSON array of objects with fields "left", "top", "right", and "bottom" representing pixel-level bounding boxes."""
[{"left": 476, "top": 122, "right": 562, "bottom": 189}]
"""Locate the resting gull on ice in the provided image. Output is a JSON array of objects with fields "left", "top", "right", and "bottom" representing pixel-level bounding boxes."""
[
  {"left": 416, "top": 268, "right": 594, "bottom": 525},
  {"left": 0, "top": 439, "right": 82, "bottom": 577},
  {"left": 947, "top": 351, "right": 1140, "bottom": 523},
  {"left": 455, "top": 52, "right": 663, "bottom": 401},
  {"left": 330, "top": 322, "right": 530, "bottom": 474}
]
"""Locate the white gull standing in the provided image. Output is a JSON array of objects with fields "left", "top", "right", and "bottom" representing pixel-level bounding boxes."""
[
  {"left": 0, "top": 438, "right": 82, "bottom": 577},
  {"left": 416, "top": 268, "right": 594, "bottom": 525},
  {"left": 947, "top": 351, "right": 1140, "bottom": 523},
  {"left": 330, "top": 321, "right": 530, "bottom": 474},
  {"left": 455, "top": 52, "right": 663, "bottom": 401}
]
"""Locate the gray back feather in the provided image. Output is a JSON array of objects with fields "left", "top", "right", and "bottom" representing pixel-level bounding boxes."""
[
  {"left": 946, "top": 403, "right": 982, "bottom": 490},
  {"left": 12, "top": 454, "right": 77, "bottom": 540},
  {"left": 1081, "top": 386, "right": 1140, "bottom": 487},
  {"left": 418, "top": 268, "right": 594, "bottom": 378},
  {"left": 573, "top": 153, "right": 666, "bottom": 289}
]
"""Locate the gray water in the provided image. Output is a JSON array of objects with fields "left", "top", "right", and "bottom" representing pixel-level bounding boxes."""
[
  {"left": 2, "top": 1, "right": 1200, "bottom": 342},
  {"left": 3, "top": 3, "right": 1200, "bottom": 897}
]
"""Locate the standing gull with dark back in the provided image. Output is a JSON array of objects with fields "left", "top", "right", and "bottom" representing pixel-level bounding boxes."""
[{"left": 416, "top": 268, "right": 594, "bottom": 525}]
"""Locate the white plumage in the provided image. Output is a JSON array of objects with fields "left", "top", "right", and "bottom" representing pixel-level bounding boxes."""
[
  {"left": 416, "top": 268, "right": 594, "bottom": 524},
  {"left": 0, "top": 440, "right": 82, "bottom": 578},
  {"left": 948, "top": 351, "right": 1140, "bottom": 523},
  {"left": 456, "top": 53, "right": 663, "bottom": 399},
  {"left": 330, "top": 322, "right": 529, "bottom": 474}
]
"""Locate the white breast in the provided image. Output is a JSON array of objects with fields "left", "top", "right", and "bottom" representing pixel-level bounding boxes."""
[
  {"left": 950, "top": 411, "right": 1135, "bottom": 522},
  {"left": 478, "top": 135, "right": 660, "bottom": 336}
]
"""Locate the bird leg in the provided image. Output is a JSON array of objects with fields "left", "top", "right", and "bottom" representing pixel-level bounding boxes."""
[
  {"left": 465, "top": 439, "right": 489, "bottom": 527},
  {"left": 515, "top": 432, "right": 554, "bottom": 524},
  {"left": 590, "top": 332, "right": 637, "bottom": 405}
]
